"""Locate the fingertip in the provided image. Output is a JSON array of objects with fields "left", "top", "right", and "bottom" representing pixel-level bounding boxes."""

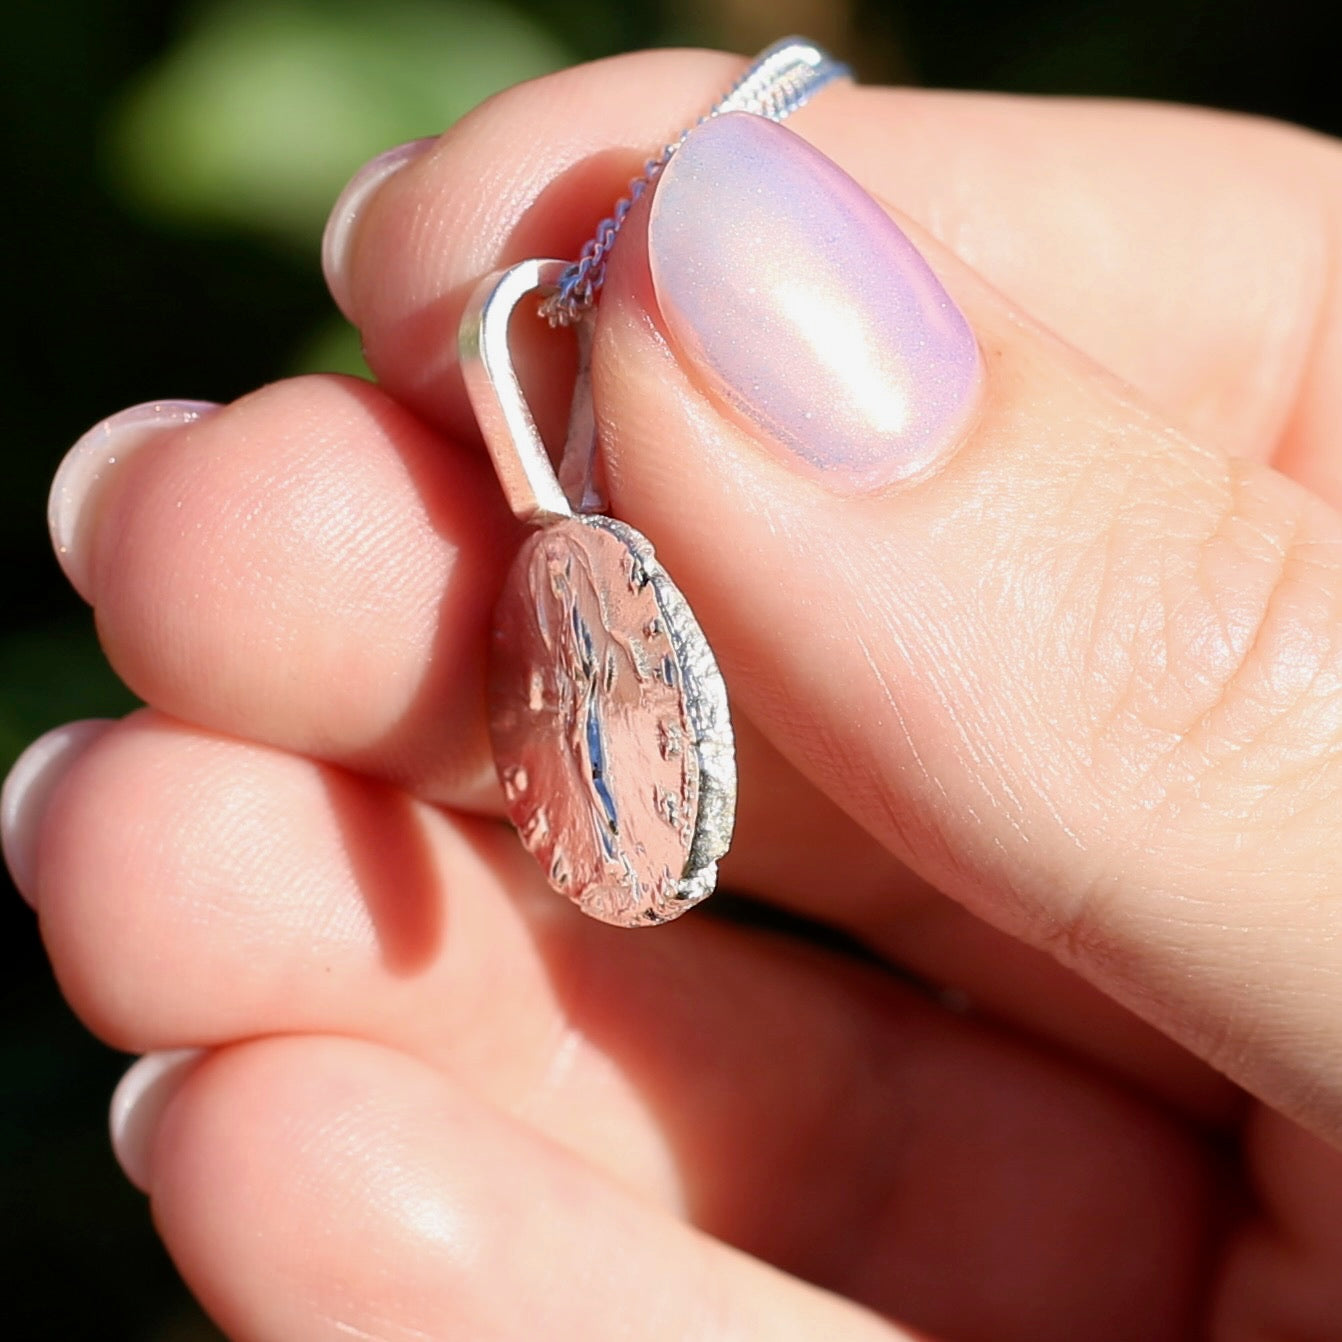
[
  {"left": 49, "top": 401, "right": 220, "bottom": 603},
  {"left": 343, "top": 49, "right": 746, "bottom": 436},
  {"left": 144, "top": 1035, "right": 907, "bottom": 1342},
  {"left": 322, "top": 137, "right": 439, "bottom": 323},
  {"left": 110, "top": 1047, "right": 207, "bottom": 1193},
  {"left": 2, "top": 719, "right": 116, "bottom": 905}
]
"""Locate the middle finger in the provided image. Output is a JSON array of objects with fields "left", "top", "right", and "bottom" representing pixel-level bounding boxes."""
[{"left": 61, "top": 374, "right": 1234, "bottom": 1117}]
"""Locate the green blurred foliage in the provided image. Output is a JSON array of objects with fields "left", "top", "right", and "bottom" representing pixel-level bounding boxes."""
[
  {"left": 104, "top": 0, "right": 574, "bottom": 386},
  {"left": 111, "top": 0, "right": 569, "bottom": 246},
  {"left": 1, "top": 0, "right": 1337, "bottom": 1336}
]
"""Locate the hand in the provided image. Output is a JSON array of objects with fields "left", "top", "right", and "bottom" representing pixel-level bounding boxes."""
[{"left": 8, "top": 48, "right": 1342, "bottom": 1341}]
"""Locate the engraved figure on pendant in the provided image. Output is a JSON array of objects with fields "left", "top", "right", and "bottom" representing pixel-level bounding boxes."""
[{"left": 489, "top": 517, "right": 731, "bottom": 926}]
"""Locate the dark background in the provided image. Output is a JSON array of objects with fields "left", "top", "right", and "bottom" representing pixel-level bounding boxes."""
[{"left": 2, "top": 1, "right": 1337, "bottom": 1337}]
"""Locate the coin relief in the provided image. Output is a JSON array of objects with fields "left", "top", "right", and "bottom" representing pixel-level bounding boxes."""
[{"left": 489, "top": 516, "right": 734, "bottom": 926}]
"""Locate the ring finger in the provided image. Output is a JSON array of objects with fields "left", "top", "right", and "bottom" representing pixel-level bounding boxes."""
[{"left": 17, "top": 711, "right": 1215, "bottom": 1341}]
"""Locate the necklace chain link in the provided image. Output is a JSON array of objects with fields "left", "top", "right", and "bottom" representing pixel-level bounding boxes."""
[{"left": 537, "top": 37, "right": 851, "bottom": 327}]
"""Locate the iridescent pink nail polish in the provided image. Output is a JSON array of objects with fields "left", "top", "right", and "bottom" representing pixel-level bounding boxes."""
[{"left": 648, "top": 113, "right": 982, "bottom": 491}]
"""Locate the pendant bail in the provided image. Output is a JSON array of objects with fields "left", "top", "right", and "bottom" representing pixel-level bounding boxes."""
[{"left": 459, "top": 257, "right": 579, "bottom": 527}]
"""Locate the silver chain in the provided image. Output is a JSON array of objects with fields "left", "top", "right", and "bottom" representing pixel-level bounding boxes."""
[{"left": 537, "top": 37, "right": 852, "bottom": 327}]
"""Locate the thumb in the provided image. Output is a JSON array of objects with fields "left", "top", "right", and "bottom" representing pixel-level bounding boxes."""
[{"left": 595, "top": 112, "right": 1342, "bottom": 1142}]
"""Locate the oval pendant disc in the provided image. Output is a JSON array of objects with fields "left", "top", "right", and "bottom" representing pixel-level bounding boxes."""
[{"left": 488, "top": 516, "right": 735, "bottom": 926}]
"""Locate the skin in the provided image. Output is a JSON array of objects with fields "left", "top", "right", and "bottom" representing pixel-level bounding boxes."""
[{"left": 14, "top": 47, "right": 1342, "bottom": 1342}]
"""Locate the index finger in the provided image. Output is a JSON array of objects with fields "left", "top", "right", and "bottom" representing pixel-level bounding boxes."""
[{"left": 333, "top": 49, "right": 1342, "bottom": 491}]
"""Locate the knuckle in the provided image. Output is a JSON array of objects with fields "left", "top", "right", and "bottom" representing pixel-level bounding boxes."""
[{"left": 1092, "top": 459, "right": 1342, "bottom": 843}]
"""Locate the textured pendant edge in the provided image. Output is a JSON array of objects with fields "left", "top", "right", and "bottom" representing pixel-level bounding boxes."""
[{"left": 582, "top": 515, "right": 737, "bottom": 919}]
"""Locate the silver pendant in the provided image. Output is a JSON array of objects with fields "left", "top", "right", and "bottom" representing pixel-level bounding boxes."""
[
  {"left": 460, "top": 259, "right": 736, "bottom": 926},
  {"left": 456, "top": 41, "right": 851, "bottom": 925}
]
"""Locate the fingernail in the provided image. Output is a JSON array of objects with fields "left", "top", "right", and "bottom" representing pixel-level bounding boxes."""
[
  {"left": 110, "top": 1048, "right": 205, "bottom": 1193},
  {"left": 322, "top": 137, "right": 438, "bottom": 321},
  {"left": 648, "top": 113, "right": 983, "bottom": 492},
  {"left": 50, "top": 400, "right": 220, "bottom": 603},
  {"left": 2, "top": 720, "right": 114, "bottom": 906}
]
